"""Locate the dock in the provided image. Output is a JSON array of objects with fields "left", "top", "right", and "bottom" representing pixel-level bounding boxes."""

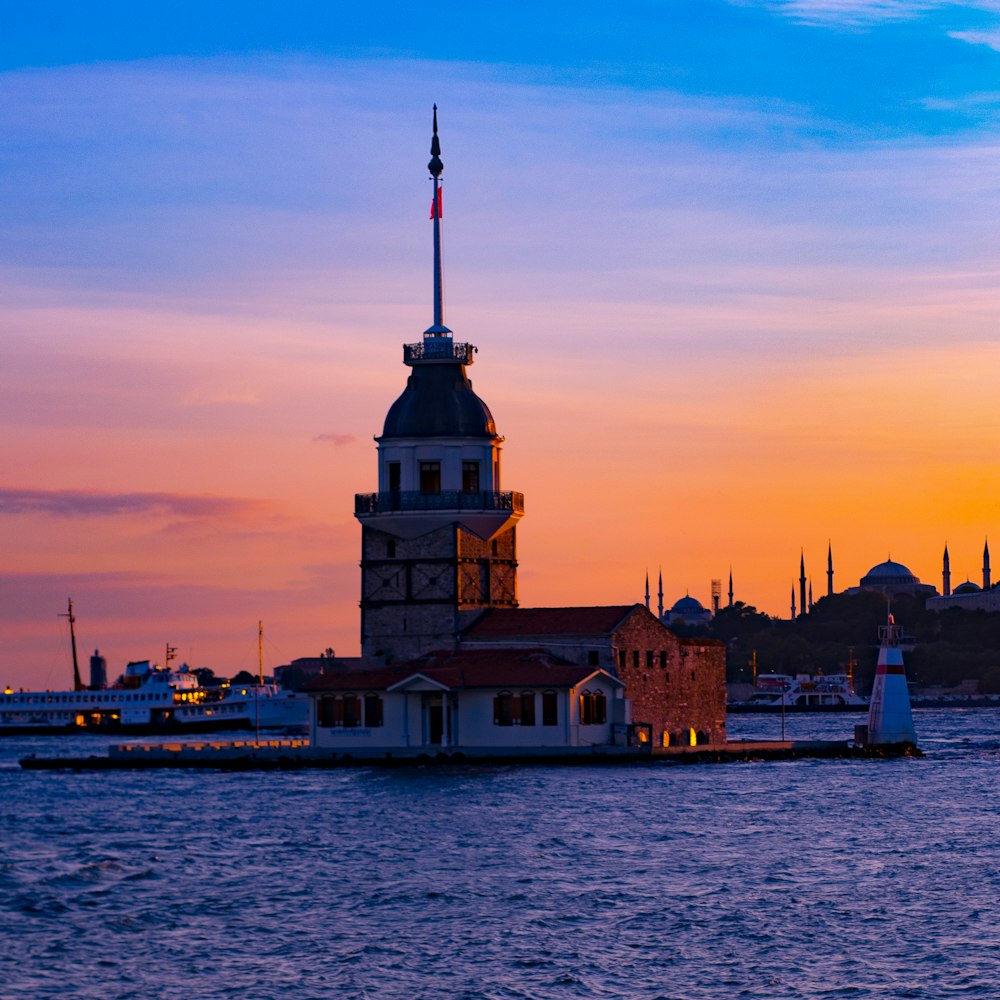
[{"left": 17, "top": 736, "right": 920, "bottom": 771}]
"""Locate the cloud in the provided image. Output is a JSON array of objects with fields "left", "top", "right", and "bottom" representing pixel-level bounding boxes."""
[
  {"left": 742, "top": 0, "right": 1000, "bottom": 27},
  {"left": 949, "top": 28, "right": 1000, "bottom": 49},
  {"left": 0, "top": 487, "right": 263, "bottom": 519},
  {"left": 314, "top": 433, "right": 355, "bottom": 446}
]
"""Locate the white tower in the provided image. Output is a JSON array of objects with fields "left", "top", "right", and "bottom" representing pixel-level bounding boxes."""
[{"left": 865, "top": 614, "right": 916, "bottom": 746}]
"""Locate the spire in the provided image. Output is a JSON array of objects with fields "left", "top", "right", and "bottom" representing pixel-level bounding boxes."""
[
  {"left": 943, "top": 543, "right": 951, "bottom": 597},
  {"left": 425, "top": 104, "right": 451, "bottom": 338},
  {"left": 644, "top": 571, "right": 650, "bottom": 611},
  {"left": 728, "top": 567, "right": 733, "bottom": 608},
  {"left": 808, "top": 579, "right": 813, "bottom": 610},
  {"left": 984, "top": 538, "right": 991, "bottom": 590},
  {"left": 799, "top": 549, "right": 807, "bottom": 619},
  {"left": 658, "top": 569, "right": 664, "bottom": 619},
  {"left": 827, "top": 541, "right": 834, "bottom": 597},
  {"left": 790, "top": 585, "right": 796, "bottom": 620}
]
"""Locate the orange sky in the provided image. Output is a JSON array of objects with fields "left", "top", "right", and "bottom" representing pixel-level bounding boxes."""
[{"left": 3, "top": 28, "right": 1000, "bottom": 689}]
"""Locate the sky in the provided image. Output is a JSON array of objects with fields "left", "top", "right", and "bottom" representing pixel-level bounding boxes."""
[{"left": 3, "top": 0, "right": 1000, "bottom": 688}]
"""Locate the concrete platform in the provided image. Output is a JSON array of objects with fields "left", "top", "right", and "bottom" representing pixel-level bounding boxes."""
[{"left": 18, "top": 737, "right": 921, "bottom": 770}]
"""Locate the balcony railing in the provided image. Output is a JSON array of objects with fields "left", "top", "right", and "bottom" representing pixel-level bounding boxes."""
[
  {"left": 355, "top": 490, "right": 524, "bottom": 516},
  {"left": 404, "top": 341, "right": 475, "bottom": 364}
]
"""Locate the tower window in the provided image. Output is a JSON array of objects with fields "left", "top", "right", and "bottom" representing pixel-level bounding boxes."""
[
  {"left": 387, "top": 462, "right": 401, "bottom": 493},
  {"left": 462, "top": 461, "right": 480, "bottom": 493},
  {"left": 419, "top": 462, "right": 441, "bottom": 494},
  {"left": 491, "top": 539, "right": 499, "bottom": 557}
]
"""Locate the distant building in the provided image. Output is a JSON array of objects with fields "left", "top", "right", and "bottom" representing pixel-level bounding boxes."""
[
  {"left": 847, "top": 559, "right": 938, "bottom": 600},
  {"left": 927, "top": 540, "right": 1000, "bottom": 612}
]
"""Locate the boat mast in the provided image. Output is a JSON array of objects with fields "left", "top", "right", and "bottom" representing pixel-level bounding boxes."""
[
  {"left": 61, "top": 598, "right": 84, "bottom": 692},
  {"left": 258, "top": 620, "right": 264, "bottom": 685}
]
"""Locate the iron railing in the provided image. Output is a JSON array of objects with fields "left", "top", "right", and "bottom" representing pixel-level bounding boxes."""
[
  {"left": 355, "top": 491, "right": 523, "bottom": 515},
  {"left": 404, "top": 341, "right": 475, "bottom": 364}
]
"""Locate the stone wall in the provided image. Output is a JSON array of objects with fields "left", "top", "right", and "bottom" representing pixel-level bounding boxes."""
[{"left": 608, "top": 607, "right": 727, "bottom": 746}]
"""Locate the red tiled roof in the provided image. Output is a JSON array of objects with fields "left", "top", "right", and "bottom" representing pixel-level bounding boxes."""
[
  {"left": 304, "top": 648, "right": 614, "bottom": 693},
  {"left": 464, "top": 605, "right": 641, "bottom": 638}
]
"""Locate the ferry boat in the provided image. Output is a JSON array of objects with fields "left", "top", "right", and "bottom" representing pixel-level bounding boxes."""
[
  {"left": 0, "top": 659, "right": 309, "bottom": 736},
  {"left": 729, "top": 672, "right": 868, "bottom": 713},
  {"left": 0, "top": 603, "right": 308, "bottom": 735}
]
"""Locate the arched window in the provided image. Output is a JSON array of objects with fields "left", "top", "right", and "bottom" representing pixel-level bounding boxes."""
[
  {"left": 593, "top": 691, "right": 607, "bottom": 725},
  {"left": 542, "top": 690, "right": 558, "bottom": 726},
  {"left": 520, "top": 691, "right": 535, "bottom": 726},
  {"left": 579, "top": 690, "right": 593, "bottom": 725},
  {"left": 493, "top": 690, "right": 514, "bottom": 726}
]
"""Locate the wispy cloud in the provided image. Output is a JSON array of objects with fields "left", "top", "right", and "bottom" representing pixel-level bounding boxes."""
[
  {"left": 950, "top": 28, "right": 1000, "bottom": 48},
  {"left": 744, "top": 0, "right": 1000, "bottom": 27},
  {"left": 314, "top": 433, "right": 355, "bottom": 446},
  {"left": 0, "top": 487, "right": 263, "bottom": 519}
]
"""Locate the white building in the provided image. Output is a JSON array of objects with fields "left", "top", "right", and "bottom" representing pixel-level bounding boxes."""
[{"left": 306, "top": 649, "right": 628, "bottom": 757}]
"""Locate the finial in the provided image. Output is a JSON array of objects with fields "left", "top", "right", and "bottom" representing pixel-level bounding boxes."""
[{"left": 428, "top": 104, "right": 443, "bottom": 177}]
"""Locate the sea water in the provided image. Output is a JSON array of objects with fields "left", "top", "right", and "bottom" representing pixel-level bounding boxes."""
[{"left": 1, "top": 708, "right": 998, "bottom": 1000}]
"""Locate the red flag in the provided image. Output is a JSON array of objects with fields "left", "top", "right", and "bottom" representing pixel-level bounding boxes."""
[{"left": 429, "top": 188, "right": 443, "bottom": 219}]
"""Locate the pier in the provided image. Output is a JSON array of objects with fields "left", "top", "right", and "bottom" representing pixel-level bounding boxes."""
[{"left": 18, "top": 736, "right": 920, "bottom": 771}]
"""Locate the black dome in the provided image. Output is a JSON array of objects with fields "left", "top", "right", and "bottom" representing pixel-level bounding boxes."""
[{"left": 381, "top": 362, "right": 497, "bottom": 439}]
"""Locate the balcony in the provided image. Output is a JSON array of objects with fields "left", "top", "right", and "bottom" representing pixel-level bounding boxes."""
[
  {"left": 404, "top": 341, "right": 475, "bottom": 365},
  {"left": 355, "top": 490, "right": 524, "bottom": 516}
]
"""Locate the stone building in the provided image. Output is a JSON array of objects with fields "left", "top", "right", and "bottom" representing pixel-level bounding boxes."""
[{"left": 308, "top": 111, "right": 727, "bottom": 754}]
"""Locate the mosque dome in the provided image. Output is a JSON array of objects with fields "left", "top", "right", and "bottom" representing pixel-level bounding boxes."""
[
  {"left": 860, "top": 560, "right": 920, "bottom": 588},
  {"left": 381, "top": 363, "right": 498, "bottom": 439},
  {"left": 954, "top": 580, "right": 982, "bottom": 595},
  {"left": 671, "top": 595, "right": 706, "bottom": 614}
]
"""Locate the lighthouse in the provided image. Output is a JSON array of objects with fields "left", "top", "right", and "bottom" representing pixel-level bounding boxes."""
[
  {"left": 864, "top": 613, "right": 916, "bottom": 746},
  {"left": 353, "top": 108, "right": 523, "bottom": 664}
]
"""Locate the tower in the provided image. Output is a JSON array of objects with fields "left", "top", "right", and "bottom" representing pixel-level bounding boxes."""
[
  {"left": 799, "top": 550, "right": 807, "bottom": 619},
  {"left": 644, "top": 572, "right": 650, "bottom": 611},
  {"left": 865, "top": 613, "right": 916, "bottom": 746},
  {"left": 711, "top": 578, "right": 721, "bottom": 615},
  {"left": 657, "top": 569, "right": 664, "bottom": 620},
  {"left": 790, "top": 586, "right": 796, "bottom": 620},
  {"left": 727, "top": 568, "right": 733, "bottom": 608},
  {"left": 354, "top": 109, "right": 523, "bottom": 663},
  {"left": 984, "top": 538, "right": 991, "bottom": 590},
  {"left": 827, "top": 541, "right": 834, "bottom": 597},
  {"left": 942, "top": 543, "right": 951, "bottom": 597}
]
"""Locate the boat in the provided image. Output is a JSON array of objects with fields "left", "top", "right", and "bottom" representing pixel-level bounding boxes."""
[
  {"left": 0, "top": 603, "right": 309, "bottom": 736},
  {"left": 728, "top": 671, "right": 868, "bottom": 713}
]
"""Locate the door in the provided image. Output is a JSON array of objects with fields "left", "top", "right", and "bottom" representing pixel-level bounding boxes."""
[{"left": 428, "top": 704, "right": 443, "bottom": 744}]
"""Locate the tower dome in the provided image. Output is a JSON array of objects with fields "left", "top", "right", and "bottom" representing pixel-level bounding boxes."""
[{"left": 381, "top": 362, "right": 497, "bottom": 439}]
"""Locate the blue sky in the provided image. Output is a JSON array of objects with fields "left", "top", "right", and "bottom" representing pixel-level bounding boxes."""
[{"left": 3, "top": 1, "right": 1000, "bottom": 682}]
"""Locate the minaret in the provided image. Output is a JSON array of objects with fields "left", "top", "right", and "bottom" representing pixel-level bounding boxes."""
[
  {"left": 644, "top": 572, "right": 650, "bottom": 611},
  {"left": 984, "top": 538, "right": 991, "bottom": 590},
  {"left": 865, "top": 612, "right": 917, "bottom": 746},
  {"left": 355, "top": 109, "right": 523, "bottom": 663},
  {"left": 657, "top": 570, "right": 664, "bottom": 620},
  {"left": 790, "top": 586, "right": 796, "bottom": 620},
  {"left": 827, "top": 542, "right": 834, "bottom": 597},
  {"left": 727, "top": 568, "right": 733, "bottom": 608},
  {"left": 799, "top": 550, "right": 807, "bottom": 619},
  {"left": 942, "top": 544, "right": 951, "bottom": 597},
  {"left": 808, "top": 579, "right": 813, "bottom": 611}
]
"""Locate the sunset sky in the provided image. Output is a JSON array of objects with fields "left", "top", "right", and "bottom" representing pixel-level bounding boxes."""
[{"left": 3, "top": 1, "right": 1000, "bottom": 688}]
